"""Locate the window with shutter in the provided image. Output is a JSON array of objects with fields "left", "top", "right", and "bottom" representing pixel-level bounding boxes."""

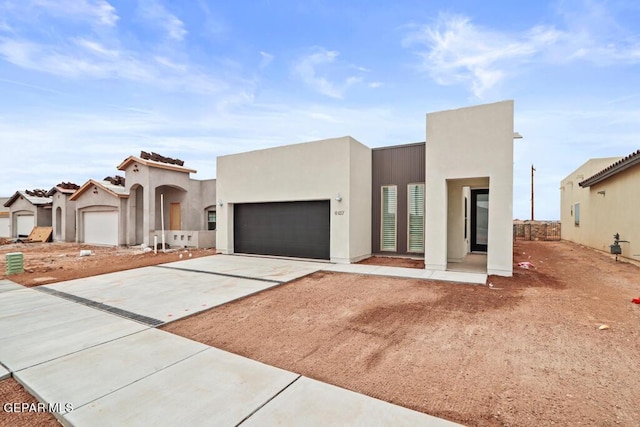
[
  {"left": 381, "top": 185, "right": 397, "bottom": 251},
  {"left": 407, "top": 183, "right": 425, "bottom": 253}
]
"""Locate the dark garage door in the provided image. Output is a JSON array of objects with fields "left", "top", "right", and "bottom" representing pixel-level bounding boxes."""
[{"left": 234, "top": 201, "right": 330, "bottom": 260}]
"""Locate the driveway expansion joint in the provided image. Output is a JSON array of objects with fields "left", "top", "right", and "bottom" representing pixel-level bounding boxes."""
[
  {"left": 34, "top": 287, "right": 164, "bottom": 327},
  {"left": 235, "top": 374, "right": 302, "bottom": 426},
  {"left": 153, "top": 265, "right": 285, "bottom": 284}
]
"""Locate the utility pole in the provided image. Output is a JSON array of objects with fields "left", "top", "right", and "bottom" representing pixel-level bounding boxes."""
[{"left": 531, "top": 164, "right": 536, "bottom": 221}]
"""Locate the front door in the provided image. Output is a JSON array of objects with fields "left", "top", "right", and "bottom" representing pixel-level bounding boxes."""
[
  {"left": 169, "top": 203, "right": 181, "bottom": 230},
  {"left": 471, "top": 189, "right": 489, "bottom": 252}
]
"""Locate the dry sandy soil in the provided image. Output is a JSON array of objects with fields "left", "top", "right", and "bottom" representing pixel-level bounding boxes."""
[
  {"left": 0, "top": 379, "right": 58, "bottom": 427},
  {"left": 358, "top": 255, "right": 425, "bottom": 269},
  {"left": 0, "top": 241, "right": 216, "bottom": 287},
  {"left": 163, "top": 241, "right": 640, "bottom": 427},
  {"left": 2, "top": 240, "right": 639, "bottom": 426}
]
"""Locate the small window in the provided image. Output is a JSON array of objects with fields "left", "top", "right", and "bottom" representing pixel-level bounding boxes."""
[
  {"left": 207, "top": 210, "right": 217, "bottom": 231},
  {"left": 574, "top": 203, "right": 580, "bottom": 226},
  {"left": 381, "top": 186, "right": 397, "bottom": 251},
  {"left": 407, "top": 183, "right": 425, "bottom": 253}
]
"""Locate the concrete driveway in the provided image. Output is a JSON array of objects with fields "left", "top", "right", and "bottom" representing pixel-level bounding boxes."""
[
  {"left": 40, "top": 254, "right": 324, "bottom": 324},
  {"left": 0, "top": 256, "right": 462, "bottom": 426}
]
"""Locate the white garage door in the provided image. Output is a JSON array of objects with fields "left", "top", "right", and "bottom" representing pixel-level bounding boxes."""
[
  {"left": 16, "top": 215, "right": 35, "bottom": 237},
  {"left": 0, "top": 217, "right": 10, "bottom": 238},
  {"left": 84, "top": 211, "right": 118, "bottom": 246}
]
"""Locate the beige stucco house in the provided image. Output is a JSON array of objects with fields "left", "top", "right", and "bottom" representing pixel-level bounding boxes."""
[
  {"left": 3, "top": 190, "right": 52, "bottom": 238},
  {"left": 71, "top": 152, "right": 216, "bottom": 248},
  {"left": 0, "top": 197, "right": 9, "bottom": 238},
  {"left": 561, "top": 150, "right": 639, "bottom": 261},
  {"left": 217, "top": 100, "right": 518, "bottom": 276},
  {"left": 48, "top": 182, "right": 79, "bottom": 242}
]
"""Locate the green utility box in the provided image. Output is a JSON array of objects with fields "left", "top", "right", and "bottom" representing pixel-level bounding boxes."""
[{"left": 6, "top": 252, "right": 24, "bottom": 275}]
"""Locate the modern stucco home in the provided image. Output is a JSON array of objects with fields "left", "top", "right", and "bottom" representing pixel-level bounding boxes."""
[
  {"left": 217, "top": 100, "right": 517, "bottom": 276},
  {"left": 3, "top": 190, "right": 52, "bottom": 238},
  {"left": 71, "top": 152, "right": 216, "bottom": 248},
  {"left": 561, "top": 149, "right": 639, "bottom": 261}
]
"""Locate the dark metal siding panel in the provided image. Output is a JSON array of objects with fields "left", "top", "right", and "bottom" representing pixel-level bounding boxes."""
[
  {"left": 234, "top": 201, "right": 330, "bottom": 260},
  {"left": 372, "top": 143, "right": 425, "bottom": 255}
]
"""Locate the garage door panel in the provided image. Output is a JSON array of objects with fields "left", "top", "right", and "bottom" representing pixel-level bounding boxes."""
[
  {"left": 84, "top": 211, "right": 118, "bottom": 246},
  {"left": 234, "top": 201, "right": 330, "bottom": 260},
  {"left": 17, "top": 215, "right": 35, "bottom": 237}
]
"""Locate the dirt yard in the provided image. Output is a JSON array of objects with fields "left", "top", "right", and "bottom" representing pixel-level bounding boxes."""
[
  {"left": 358, "top": 255, "right": 425, "bottom": 269},
  {"left": 0, "top": 378, "right": 58, "bottom": 427},
  {"left": 163, "top": 241, "right": 640, "bottom": 427},
  {"left": 0, "top": 242, "right": 216, "bottom": 287}
]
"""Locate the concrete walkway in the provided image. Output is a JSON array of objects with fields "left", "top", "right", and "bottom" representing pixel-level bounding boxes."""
[{"left": 0, "top": 256, "right": 472, "bottom": 426}]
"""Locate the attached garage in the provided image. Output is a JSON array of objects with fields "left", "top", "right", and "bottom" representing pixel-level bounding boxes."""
[
  {"left": 234, "top": 200, "right": 330, "bottom": 260},
  {"left": 83, "top": 211, "right": 118, "bottom": 246},
  {"left": 16, "top": 215, "right": 35, "bottom": 237}
]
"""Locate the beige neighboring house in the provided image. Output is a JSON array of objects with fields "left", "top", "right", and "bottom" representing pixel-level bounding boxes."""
[
  {"left": 561, "top": 150, "right": 640, "bottom": 261},
  {"left": 71, "top": 152, "right": 217, "bottom": 248},
  {"left": 70, "top": 176, "right": 129, "bottom": 246},
  {"left": 0, "top": 197, "right": 9, "bottom": 238},
  {"left": 217, "top": 100, "right": 518, "bottom": 276},
  {"left": 3, "top": 190, "right": 52, "bottom": 238},
  {"left": 48, "top": 182, "right": 80, "bottom": 242}
]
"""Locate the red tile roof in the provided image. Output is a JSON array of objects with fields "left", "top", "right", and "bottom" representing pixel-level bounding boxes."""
[{"left": 579, "top": 149, "right": 640, "bottom": 187}]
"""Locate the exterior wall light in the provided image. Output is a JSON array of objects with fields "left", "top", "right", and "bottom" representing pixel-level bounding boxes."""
[
  {"left": 597, "top": 190, "right": 606, "bottom": 196},
  {"left": 335, "top": 193, "right": 342, "bottom": 202},
  {"left": 218, "top": 199, "right": 223, "bottom": 207}
]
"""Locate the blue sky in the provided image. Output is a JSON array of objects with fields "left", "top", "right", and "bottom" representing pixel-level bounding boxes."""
[{"left": 1, "top": 0, "right": 639, "bottom": 219}]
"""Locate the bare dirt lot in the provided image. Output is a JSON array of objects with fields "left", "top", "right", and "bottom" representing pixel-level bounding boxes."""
[
  {"left": 0, "top": 241, "right": 216, "bottom": 287},
  {"left": 0, "top": 378, "right": 58, "bottom": 427},
  {"left": 163, "top": 241, "right": 640, "bottom": 427},
  {"left": 358, "top": 255, "right": 425, "bottom": 269}
]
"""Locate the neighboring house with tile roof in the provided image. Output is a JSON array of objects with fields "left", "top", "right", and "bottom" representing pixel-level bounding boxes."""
[
  {"left": 71, "top": 152, "right": 216, "bottom": 248},
  {"left": 561, "top": 150, "right": 640, "bottom": 261},
  {"left": 3, "top": 190, "right": 53, "bottom": 237},
  {"left": 48, "top": 182, "right": 80, "bottom": 242},
  {"left": 0, "top": 197, "right": 9, "bottom": 238},
  {"left": 70, "top": 177, "right": 130, "bottom": 246}
]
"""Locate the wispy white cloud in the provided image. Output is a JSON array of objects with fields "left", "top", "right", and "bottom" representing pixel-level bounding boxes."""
[
  {"left": 259, "top": 51, "right": 274, "bottom": 69},
  {"left": 404, "top": 6, "right": 640, "bottom": 97},
  {"left": 137, "top": 0, "right": 187, "bottom": 41},
  {"left": 292, "top": 47, "right": 364, "bottom": 98},
  {"left": 0, "top": 36, "right": 237, "bottom": 94},
  {"left": 31, "top": 0, "right": 119, "bottom": 27},
  {"left": 403, "top": 14, "right": 560, "bottom": 97}
]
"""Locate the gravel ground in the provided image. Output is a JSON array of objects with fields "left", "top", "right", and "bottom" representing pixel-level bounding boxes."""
[{"left": 163, "top": 241, "right": 640, "bottom": 427}]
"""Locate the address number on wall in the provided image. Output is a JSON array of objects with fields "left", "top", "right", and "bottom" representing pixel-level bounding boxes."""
[{"left": 334, "top": 210, "right": 345, "bottom": 215}]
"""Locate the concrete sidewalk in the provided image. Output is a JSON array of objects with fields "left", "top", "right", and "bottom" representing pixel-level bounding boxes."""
[
  {"left": 322, "top": 262, "right": 487, "bottom": 284},
  {"left": 1, "top": 284, "right": 463, "bottom": 426}
]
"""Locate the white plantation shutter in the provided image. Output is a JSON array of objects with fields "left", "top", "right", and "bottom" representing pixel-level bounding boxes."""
[
  {"left": 381, "top": 186, "right": 397, "bottom": 251},
  {"left": 408, "top": 183, "right": 425, "bottom": 253}
]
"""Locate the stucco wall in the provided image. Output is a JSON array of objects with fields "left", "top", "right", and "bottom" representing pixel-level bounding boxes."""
[
  {"left": 52, "top": 193, "right": 76, "bottom": 242},
  {"left": 121, "top": 161, "right": 215, "bottom": 246},
  {"left": 426, "top": 100, "right": 515, "bottom": 276},
  {"left": 216, "top": 136, "right": 371, "bottom": 263},
  {"left": 561, "top": 158, "right": 639, "bottom": 261}
]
